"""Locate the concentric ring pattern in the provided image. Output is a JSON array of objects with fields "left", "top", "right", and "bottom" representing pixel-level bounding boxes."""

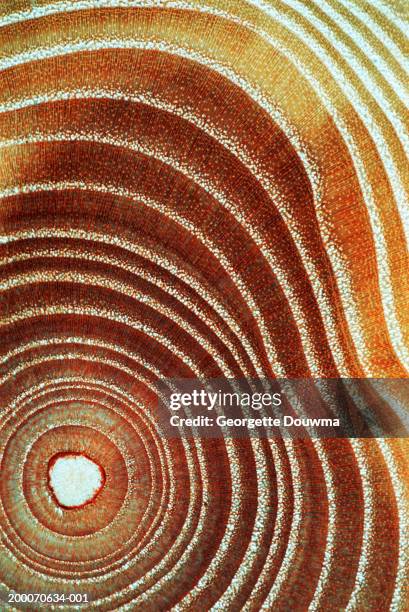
[{"left": 0, "top": 1, "right": 408, "bottom": 610}]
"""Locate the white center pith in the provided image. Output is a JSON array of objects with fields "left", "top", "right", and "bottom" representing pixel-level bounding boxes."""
[{"left": 48, "top": 454, "right": 103, "bottom": 508}]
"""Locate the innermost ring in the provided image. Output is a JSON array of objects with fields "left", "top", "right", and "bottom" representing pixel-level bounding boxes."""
[{"left": 47, "top": 452, "right": 106, "bottom": 509}]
